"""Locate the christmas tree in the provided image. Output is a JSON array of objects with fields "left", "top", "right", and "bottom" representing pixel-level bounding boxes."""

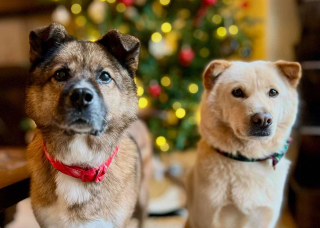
[{"left": 50, "top": 0, "right": 254, "bottom": 152}]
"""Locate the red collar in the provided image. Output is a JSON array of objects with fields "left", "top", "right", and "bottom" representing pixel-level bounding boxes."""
[{"left": 42, "top": 142, "right": 119, "bottom": 183}]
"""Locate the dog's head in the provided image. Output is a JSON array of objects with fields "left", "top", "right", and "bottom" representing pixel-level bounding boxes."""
[
  {"left": 26, "top": 23, "right": 140, "bottom": 136},
  {"left": 201, "top": 60, "right": 301, "bottom": 143}
]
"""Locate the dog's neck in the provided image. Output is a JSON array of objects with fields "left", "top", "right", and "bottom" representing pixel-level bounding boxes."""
[
  {"left": 39, "top": 126, "right": 124, "bottom": 167},
  {"left": 200, "top": 119, "right": 292, "bottom": 159}
]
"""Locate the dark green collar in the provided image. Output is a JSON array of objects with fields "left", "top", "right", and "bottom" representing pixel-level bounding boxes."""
[{"left": 214, "top": 138, "right": 292, "bottom": 169}]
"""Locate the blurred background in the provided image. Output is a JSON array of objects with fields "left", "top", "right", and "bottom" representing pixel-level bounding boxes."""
[{"left": 0, "top": 0, "right": 319, "bottom": 227}]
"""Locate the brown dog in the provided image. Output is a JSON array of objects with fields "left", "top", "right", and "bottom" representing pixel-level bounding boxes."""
[{"left": 26, "top": 22, "right": 151, "bottom": 228}]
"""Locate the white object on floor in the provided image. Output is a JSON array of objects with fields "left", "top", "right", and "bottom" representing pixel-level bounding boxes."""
[
  {"left": 5, "top": 198, "right": 39, "bottom": 228},
  {"left": 148, "top": 184, "right": 186, "bottom": 215}
]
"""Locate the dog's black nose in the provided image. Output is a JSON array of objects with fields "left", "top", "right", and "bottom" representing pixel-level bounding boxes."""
[
  {"left": 69, "top": 88, "right": 94, "bottom": 107},
  {"left": 251, "top": 112, "right": 272, "bottom": 127}
]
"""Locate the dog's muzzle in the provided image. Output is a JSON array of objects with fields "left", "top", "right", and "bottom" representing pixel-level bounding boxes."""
[{"left": 57, "top": 80, "right": 107, "bottom": 136}]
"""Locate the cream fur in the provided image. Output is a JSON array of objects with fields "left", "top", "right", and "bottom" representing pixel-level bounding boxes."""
[{"left": 186, "top": 60, "right": 301, "bottom": 228}]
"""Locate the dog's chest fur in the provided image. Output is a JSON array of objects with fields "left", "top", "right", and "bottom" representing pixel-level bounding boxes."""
[
  {"left": 28, "top": 132, "right": 140, "bottom": 228},
  {"left": 188, "top": 140, "right": 290, "bottom": 228}
]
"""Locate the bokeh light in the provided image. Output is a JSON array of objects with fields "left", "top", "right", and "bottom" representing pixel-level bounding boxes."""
[
  {"left": 116, "top": 3, "right": 126, "bottom": 12},
  {"left": 151, "top": 32, "right": 162, "bottom": 42},
  {"left": 229, "top": 25, "right": 239, "bottom": 35},
  {"left": 156, "top": 136, "right": 166, "bottom": 146},
  {"left": 217, "top": 27, "right": 227, "bottom": 37},
  {"left": 161, "top": 22, "right": 172, "bottom": 33},
  {"left": 176, "top": 108, "right": 186, "bottom": 119},
  {"left": 188, "top": 84, "right": 199, "bottom": 94},
  {"left": 161, "top": 76, "right": 171, "bottom": 87},
  {"left": 137, "top": 86, "right": 144, "bottom": 96},
  {"left": 212, "top": 14, "right": 222, "bottom": 24},
  {"left": 139, "top": 97, "right": 148, "bottom": 108},
  {"left": 160, "top": 143, "right": 169, "bottom": 152},
  {"left": 172, "top": 102, "right": 182, "bottom": 110},
  {"left": 160, "top": 0, "right": 170, "bottom": 6},
  {"left": 71, "top": 4, "right": 82, "bottom": 14}
]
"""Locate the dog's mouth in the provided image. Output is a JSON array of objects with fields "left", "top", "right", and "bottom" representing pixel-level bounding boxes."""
[
  {"left": 248, "top": 128, "right": 271, "bottom": 138},
  {"left": 63, "top": 118, "right": 105, "bottom": 136}
]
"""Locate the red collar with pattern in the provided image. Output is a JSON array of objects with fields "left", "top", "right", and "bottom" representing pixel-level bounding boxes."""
[{"left": 42, "top": 142, "right": 119, "bottom": 182}]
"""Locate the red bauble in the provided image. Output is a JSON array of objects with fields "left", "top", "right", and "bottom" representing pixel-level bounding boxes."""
[
  {"left": 202, "top": 0, "right": 218, "bottom": 6},
  {"left": 119, "top": 0, "right": 134, "bottom": 7},
  {"left": 149, "top": 84, "right": 161, "bottom": 98},
  {"left": 242, "top": 1, "right": 249, "bottom": 8},
  {"left": 179, "top": 48, "right": 195, "bottom": 67}
]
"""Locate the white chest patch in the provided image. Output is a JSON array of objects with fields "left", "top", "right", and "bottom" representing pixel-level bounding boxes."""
[
  {"left": 37, "top": 205, "right": 113, "bottom": 228},
  {"left": 55, "top": 173, "right": 91, "bottom": 205},
  {"left": 59, "top": 135, "right": 105, "bottom": 167}
]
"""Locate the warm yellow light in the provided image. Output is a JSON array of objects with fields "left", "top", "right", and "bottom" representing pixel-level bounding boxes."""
[
  {"left": 75, "top": 16, "right": 86, "bottom": 27},
  {"left": 151, "top": 32, "right": 162, "bottom": 43},
  {"left": 196, "top": 110, "right": 201, "bottom": 125},
  {"left": 106, "top": 0, "right": 116, "bottom": 3},
  {"left": 212, "top": 14, "right": 222, "bottom": 24},
  {"left": 172, "top": 101, "right": 181, "bottom": 110},
  {"left": 118, "top": 24, "right": 129, "bottom": 34},
  {"left": 160, "top": 143, "right": 169, "bottom": 152},
  {"left": 156, "top": 136, "right": 166, "bottom": 146},
  {"left": 217, "top": 27, "right": 227, "bottom": 37},
  {"left": 88, "top": 29, "right": 100, "bottom": 41},
  {"left": 160, "top": 0, "right": 170, "bottom": 6},
  {"left": 161, "top": 76, "right": 171, "bottom": 87},
  {"left": 116, "top": 3, "right": 126, "bottom": 12},
  {"left": 188, "top": 84, "right": 199, "bottom": 94},
  {"left": 176, "top": 108, "right": 186, "bottom": 119},
  {"left": 71, "top": 4, "right": 82, "bottom": 14},
  {"left": 137, "top": 86, "right": 144, "bottom": 96},
  {"left": 161, "top": 22, "right": 172, "bottom": 33},
  {"left": 139, "top": 97, "right": 148, "bottom": 108},
  {"left": 199, "top": 48, "right": 210, "bottom": 58},
  {"left": 229, "top": 25, "right": 238, "bottom": 35}
]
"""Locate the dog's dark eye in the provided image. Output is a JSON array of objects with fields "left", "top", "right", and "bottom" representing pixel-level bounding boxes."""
[
  {"left": 54, "top": 70, "right": 68, "bottom": 82},
  {"left": 232, "top": 88, "right": 245, "bottom": 98},
  {"left": 269, "top": 89, "right": 278, "bottom": 97},
  {"left": 98, "top": 72, "right": 112, "bottom": 84}
]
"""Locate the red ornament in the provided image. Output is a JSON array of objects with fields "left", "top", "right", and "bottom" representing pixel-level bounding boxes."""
[
  {"left": 202, "top": 0, "right": 218, "bottom": 6},
  {"left": 179, "top": 48, "right": 195, "bottom": 67},
  {"left": 148, "top": 84, "right": 162, "bottom": 98},
  {"left": 241, "top": 1, "right": 249, "bottom": 8},
  {"left": 119, "top": 0, "right": 134, "bottom": 7}
]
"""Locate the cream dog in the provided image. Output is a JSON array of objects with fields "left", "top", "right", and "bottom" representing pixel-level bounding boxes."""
[{"left": 185, "top": 60, "right": 302, "bottom": 228}]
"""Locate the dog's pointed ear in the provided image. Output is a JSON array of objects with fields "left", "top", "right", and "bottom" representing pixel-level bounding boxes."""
[
  {"left": 275, "top": 61, "right": 302, "bottom": 87},
  {"left": 203, "top": 60, "right": 230, "bottom": 90},
  {"left": 97, "top": 30, "right": 140, "bottom": 74},
  {"left": 29, "top": 22, "right": 69, "bottom": 63}
]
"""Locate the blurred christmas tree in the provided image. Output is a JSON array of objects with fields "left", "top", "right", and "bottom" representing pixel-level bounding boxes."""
[{"left": 50, "top": 0, "right": 255, "bottom": 152}]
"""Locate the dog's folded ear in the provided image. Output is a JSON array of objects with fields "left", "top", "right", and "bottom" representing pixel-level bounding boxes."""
[
  {"left": 275, "top": 61, "right": 302, "bottom": 87},
  {"left": 97, "top": 30, "right": 140, "bottom": 74},
  {"left": 203, "top": 60, "right": 230, "bottom": 90},
  {"left": 29, "top": 22, "right": 70, "bottom": 63}
]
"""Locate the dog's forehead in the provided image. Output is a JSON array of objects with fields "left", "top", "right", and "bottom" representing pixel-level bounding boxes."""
[
  {"left": 55, "top": 41, "right": 114, "bottom": 70},
  {"left": 222, "top": 61, "right": 283, "bottom": 86}
]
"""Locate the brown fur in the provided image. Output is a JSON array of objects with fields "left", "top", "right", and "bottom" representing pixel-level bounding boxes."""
[{"left": 26, "top": 23, "right": 150, "bottom": 228}]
